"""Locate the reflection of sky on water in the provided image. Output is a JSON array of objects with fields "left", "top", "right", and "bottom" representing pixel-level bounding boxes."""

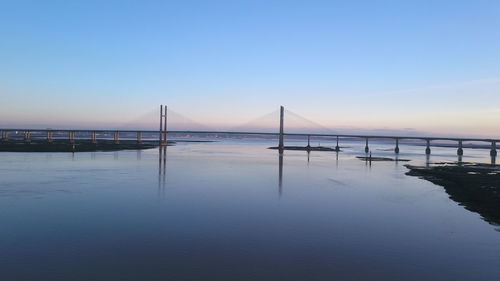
[{"left": 0, "top": 139, "right": 499, "bottom": 281}]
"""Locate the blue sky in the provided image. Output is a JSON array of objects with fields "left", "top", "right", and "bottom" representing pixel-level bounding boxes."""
[{"left": 1, "top": 0, "right": 499, "bottom": 136}]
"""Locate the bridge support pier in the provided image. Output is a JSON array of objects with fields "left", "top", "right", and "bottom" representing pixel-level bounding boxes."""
[
  {"left": 491, "top": 141, "right": 497, "bottom": 157},
  {"left": 457, "top": 140, "right": 463, "bottom": 156},
  {"left": 394, "top": 139, "right": 400, "bottom": 154},
  {"left": 425, "top": 140, "right": 431, "bottom": 154},
  {"left": 307, "top": 135, "right": 310, "bottom": 148},
  {"left": 24, "top": 131, "right": 31, "bottom": 143},
  {"left": 364, "top": 138, "right": 369, "bottom": 153},
  {"left": 114, "top": 131, "right": 120, "bottom": 144},
  {"left": 137, "top": 132, "right": 142, "bottom": 144},
  {"left": 47, "top": 131, "right": 53, "bottom": 143},
  {"left": 1, "top": 130, "right": 8, "bottom": 141},
  {"left": 91, "top": 131, "right": 97, "bottom": 144},
  {"left": 69, "top": 131, "right": 75, "bottom": 144}
]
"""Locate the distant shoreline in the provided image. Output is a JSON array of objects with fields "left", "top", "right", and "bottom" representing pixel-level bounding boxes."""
[{"left": 0, "top": 139, "right": 220, "bottom": 152}]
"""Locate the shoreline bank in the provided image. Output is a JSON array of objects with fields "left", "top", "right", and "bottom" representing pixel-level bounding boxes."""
[{"left": 0, "top": 140, "right": 165, "bottom": 152}]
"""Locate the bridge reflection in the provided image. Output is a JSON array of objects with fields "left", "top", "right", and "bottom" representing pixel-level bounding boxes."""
[
  {"left": 278, "top": 152, "right": 283, "bottom": 196},
  {"left": 158, "top": 147, "right": 167, "bottom": 199}
]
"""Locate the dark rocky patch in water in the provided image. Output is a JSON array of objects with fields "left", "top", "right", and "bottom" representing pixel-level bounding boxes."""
[
  {"left": 356, "top": 156, "right": 410, "bottom": 162},
  {"left": 170, "top": 140, "right": 215, "bottom": 143},
  {"left": 268, "top": 146, "right": 340, "bottom": 151},
  {"left": 405, "top": 163, "right": 500, "bottom": 226}
]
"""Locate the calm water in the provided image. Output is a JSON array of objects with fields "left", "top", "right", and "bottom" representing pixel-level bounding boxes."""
[{"left": 1, "top": 139, "right": 499, "bottom": 281}]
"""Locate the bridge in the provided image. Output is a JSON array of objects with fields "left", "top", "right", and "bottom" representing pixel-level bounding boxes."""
[{"left": 1, "top": 105, "right": 499, "bottom": 157}]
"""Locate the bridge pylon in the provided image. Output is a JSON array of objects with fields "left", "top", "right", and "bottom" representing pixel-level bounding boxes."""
[
  {"left": 279, "top": 106, "right": 284, "bottom": 152},
  {"left": 159, "top": 105, "right": 167, "bottom": 146}
]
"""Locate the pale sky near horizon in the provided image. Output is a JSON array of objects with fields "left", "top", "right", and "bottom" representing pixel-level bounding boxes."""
[{"left": 1, "top": 0, "right": 500, "bottom": 137}]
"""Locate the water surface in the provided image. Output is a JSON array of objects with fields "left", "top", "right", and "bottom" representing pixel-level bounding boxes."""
[{"left": 1, "top": 139, "right": 499, "bottom": 281}]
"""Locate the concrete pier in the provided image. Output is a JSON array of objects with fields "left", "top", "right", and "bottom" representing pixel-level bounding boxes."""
[
  {"left": 137, "top": 131, "right": 142, "bottom": 144},
  {"left": 457, "top": 140, "right": 464, "bottom": 156},
  {"left": 47, "top": 131, "right": 53, "bottom": 143},
  {"left": 92, "top": 131, "right": 97, "bottom": 144},
  {"left": 425, "top": 140, "right": 431, "bottom": 155},
  {"left": 1, "top": 130, "right": 9, "bottom": 141},
  {"left": 24, "top": 131, "right": 31, "bottom": 143},
  {"left": 114, "top": 131, "right": 120, "bottom": 144}
]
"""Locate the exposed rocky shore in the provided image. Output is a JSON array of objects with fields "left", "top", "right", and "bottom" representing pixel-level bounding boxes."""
[{"left": 405, "top": 162, "right": 500, "bottom": 225}]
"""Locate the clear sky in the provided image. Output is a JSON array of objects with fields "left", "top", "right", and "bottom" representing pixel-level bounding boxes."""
[{"left": 1, "top": 0, "right": 500, "bottom": 136}]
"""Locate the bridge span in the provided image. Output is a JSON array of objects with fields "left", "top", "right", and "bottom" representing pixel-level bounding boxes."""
[
  {"left": 1, "top": 105, "right": 498, "bottom": 157},
  {"left": 1, "top": 129, "right": 498, "bottom": 157}
]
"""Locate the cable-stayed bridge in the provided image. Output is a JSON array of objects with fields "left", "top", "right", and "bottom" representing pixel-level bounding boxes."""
[{"left": 1, "top": 105, "right": 499, "bottom": 157}]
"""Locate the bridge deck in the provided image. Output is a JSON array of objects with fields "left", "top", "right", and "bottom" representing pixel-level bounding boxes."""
[{"left": 1, "top": 128, "right": 499, "bottom": 143}]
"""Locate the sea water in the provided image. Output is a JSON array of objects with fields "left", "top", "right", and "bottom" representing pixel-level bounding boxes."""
[{"left": 0, "top": 139, "right": 499, "bottom": 281}]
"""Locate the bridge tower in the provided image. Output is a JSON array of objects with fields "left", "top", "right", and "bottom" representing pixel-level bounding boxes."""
[
  {"left": 159, "top": 105, "right": 167, "bottom": 146},
  {"left": 279, "top": 106, "right": 284, "bottom": 152}
]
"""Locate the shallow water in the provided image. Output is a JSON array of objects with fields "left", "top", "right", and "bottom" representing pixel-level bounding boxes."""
[{"left": 1, "top": 139, "right": 499, "bottom": 281}]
